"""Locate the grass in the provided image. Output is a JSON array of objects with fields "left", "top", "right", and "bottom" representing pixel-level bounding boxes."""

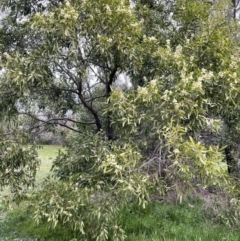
[
  {"left": 0, "top": 207, "right": 76, "bottom": 241},
  {"left": 0, "top": 145, "right": 240, "bottom": 240},
  {"left": 2, "top": 206, "right": 75, "bottom": 240},
  {"left": 120, "top": 202, "right": 240, "bottom": 241},
  {"left": 35, "top": 145, "right": 62, "bottom": 181},
  {"left": 1, "top": 200, "right": 240, "bottom": 241}
]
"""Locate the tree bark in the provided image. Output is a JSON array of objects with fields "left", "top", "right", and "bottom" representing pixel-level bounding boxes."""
[
  {"left": 106, "top": 67, "right": 118, "bottom": 140},
  {"left": 225, "top": 145, "right": 235, "bottom": 174},
  {"left": 77, "top": 84, "right": 102, "bottom": 132}
]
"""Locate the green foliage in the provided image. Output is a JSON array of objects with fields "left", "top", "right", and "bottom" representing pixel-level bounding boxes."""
[
  {"left": 32, "top": 180, "right": 126, "bottom": 241},
  {"left": 0, "top": 127, "right": 40, "bottom": 204},
  {"left": 34, "top": 133, "right": 151, "bottom": 240},
  {"left": 1, "top": 0, "right": 240, "bottom": 240}
]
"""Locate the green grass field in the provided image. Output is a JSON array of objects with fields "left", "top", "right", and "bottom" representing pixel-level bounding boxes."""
[
  {"left": 0, "top": 145, "right": 240, "bottom": 241},
  {"left": 35, "top": 145, "right": 62, "bottom": 181}
]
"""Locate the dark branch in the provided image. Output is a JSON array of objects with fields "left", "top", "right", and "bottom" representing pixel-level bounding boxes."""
[
  {"left": 76, "top": 85, "right": 102, "bottom": 132},
  {"left": 106, "top": 66, "right": 118, "bottom": 140},
  {"left": 18, "top": 112, "right": 88, "bottom": 133}
]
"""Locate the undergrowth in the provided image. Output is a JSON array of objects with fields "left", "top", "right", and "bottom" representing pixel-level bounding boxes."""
[
  {"left": 120, "top": 201, "right": 239, "bottom": 241},
  {"left": 0, "top": 200, "right": 239, "bottom": 241},
  {"left": 0, "top": 204, "right": 77, "bottom": 240}
]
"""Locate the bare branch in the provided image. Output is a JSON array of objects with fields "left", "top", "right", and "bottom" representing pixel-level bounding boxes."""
[{"left": 18, "top": 112, "right": 99, "bottom": 133}]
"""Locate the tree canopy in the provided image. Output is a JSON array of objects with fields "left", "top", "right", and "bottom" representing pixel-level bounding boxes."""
[{"left": 1, "top": 0, "right": 240, "bottom": 240}]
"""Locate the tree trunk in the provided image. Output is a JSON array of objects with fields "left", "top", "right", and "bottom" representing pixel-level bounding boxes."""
[
  {"left": 233, "top": 0, "right": 236, "bottom": 19},
  {"left": 106, "top": 67, "right": 118, "bottom": 140},
  {"left": 225, "top": 145, "right": 235, "bottom": 174}
]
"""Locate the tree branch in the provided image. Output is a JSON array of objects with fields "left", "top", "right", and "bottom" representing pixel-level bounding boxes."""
[
  {"left": 106, "top": 66, "right": 118, "bottom": 140},
  {"left": 76, "top": 85, "right": 102, "bottom": 132},
  {"left": 18, "top": 112, "right": 97, "bottom": 133}
]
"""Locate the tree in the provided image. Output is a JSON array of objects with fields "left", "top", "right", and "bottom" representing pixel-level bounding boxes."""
[
  {"left": 1, "top": 0, "right": 145, "bottom": 139},
  {"left": 1, "top": 0, "right": 240, "bottom": 239}
]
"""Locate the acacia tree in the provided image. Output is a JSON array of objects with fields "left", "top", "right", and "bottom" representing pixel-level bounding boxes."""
[
  {"left": 1, "top": 0, "right": 240, "bottom": 239},
  {"left": 0, "top": 0, "right": 152, "bottom": 240}
]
